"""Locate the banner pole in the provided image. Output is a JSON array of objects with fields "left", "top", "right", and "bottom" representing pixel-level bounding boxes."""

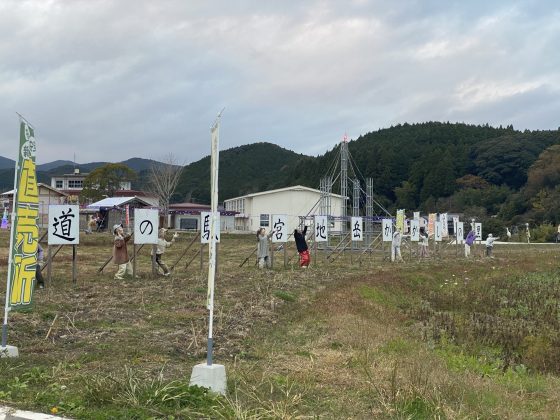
[
  {"left": 2, "top": 118, "right": 25, "bottom": 351},
  {"left": 2, "top": 208, "right": 17, "bottom": 348}
]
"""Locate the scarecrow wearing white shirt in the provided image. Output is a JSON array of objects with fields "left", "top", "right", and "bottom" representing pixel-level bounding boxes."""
[
  {"left": 485, "top": 233, "right": 499, "bottom": 258},
  {"left": 151, "top": 228, "right": 178, "bottom": 276}
]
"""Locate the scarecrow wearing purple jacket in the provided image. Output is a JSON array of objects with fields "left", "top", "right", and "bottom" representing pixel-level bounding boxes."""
[{"left": 465, "top": 230, "right": 476, "bottom": 258}]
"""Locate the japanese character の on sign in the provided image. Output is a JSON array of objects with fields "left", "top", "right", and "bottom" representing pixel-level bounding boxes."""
[{"left": 134, "top": 208, "right": 159, "bottom": 244}]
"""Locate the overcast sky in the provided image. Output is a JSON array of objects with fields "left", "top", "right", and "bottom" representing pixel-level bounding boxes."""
[{"left": 0, "top": 0, "right": 559, "bottom": 164}]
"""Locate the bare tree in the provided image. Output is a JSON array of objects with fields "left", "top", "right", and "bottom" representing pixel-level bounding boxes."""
[{"left": 148, "top": 154, "right": 184, "bottom": 227}]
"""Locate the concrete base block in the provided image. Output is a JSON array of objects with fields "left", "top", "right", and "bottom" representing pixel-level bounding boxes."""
[
  {"left": 0, "top": 345, "right": 19, "bottom": 358},
  {"left": 189, "top": 363, "right": 227, "bottom": 395}
]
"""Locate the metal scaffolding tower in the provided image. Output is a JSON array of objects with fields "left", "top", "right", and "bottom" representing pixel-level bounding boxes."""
[
  {"left": 352, "top": 178, "right": 360, "bottom": 217},
  {"left": 366, "top": 178, "right": 374, "bottom": 242},
  {"left": 340, "top": 139, "right": 349, "bottom": 234}
]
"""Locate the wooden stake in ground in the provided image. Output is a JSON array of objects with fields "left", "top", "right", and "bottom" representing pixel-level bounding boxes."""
[
  {"left": 133, "top": 244, "right": 137, "bottom": 279},
  {"left": 47, "top": 246, "right": 52, "bottom": 285},
  {"left": 72, "top": 245, "right": 77, "bottom": 284},
  {"left": 152, "top": 245, "right": 157, "bottom": 277}
]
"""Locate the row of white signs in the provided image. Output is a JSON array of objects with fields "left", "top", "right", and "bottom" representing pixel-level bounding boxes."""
[
  {"left": 46, "top": 206, "right": 482, "bottom": 246},
  {"left": 382, "top": 219, "right": 481, "bottom": 243},
  {"left": 46, "top": 207, "right": 223, "bottom": 246}
]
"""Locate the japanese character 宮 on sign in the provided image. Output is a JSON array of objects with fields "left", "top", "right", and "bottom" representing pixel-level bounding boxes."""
[{"left": 271, "top": 214, "right": 287, "bottom": 243}]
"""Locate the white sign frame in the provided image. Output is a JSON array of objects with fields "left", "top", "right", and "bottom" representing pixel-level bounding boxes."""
[
  {"left": 475, "top": 223, "right": 482, "bottom": 241},
  {"left": 456, "top": 222, "right": 464, "bottom": 244},
  {"left": 435, "top": 221, "right": 443, "bottom": 242},
  {"left": 314, "top": 215, "right": 328, "bottom": 243},
  {"left": 48, "top": 205, "right": 80, "bottom": 245},
  {"left": 351, "top": 217, "right": 363, "bottom": 242},
  {"left": 134, "top": 208, "right": 159, "bottom": 244},
  {"left": 382, "top": 219, "right": 393, "bottom": 242},
  {"left": 201, "top": 211, "right": 220, "bottom": 244},
  {"left": 271, "top": 214, "right": 288, "bottom": 243},
  {"left": 410, "top": 219, "right": 420, "bottom": 242}
]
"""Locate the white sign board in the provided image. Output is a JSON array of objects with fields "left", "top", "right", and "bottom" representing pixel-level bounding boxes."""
[
  {"left": 440, "top": 213, "right": 448, "bottom": 237},
  {"left": 435, "top": 221, "right": 443, "bottom": 242},
  {"left": 134, "top": 208, "right": 159, "bottom": 244},
  {"left": 453, "top": 217, "right": 459, "bottom": 235},
  {"left": 201, "top": 211, "right": 220, "bottom": 244},
  {"left": 271, "top": 214, "right": 288, "bottom": 243},
  {"left": 475, "top": 223, "right": 482, "bottom": 241},
  {"left": 413, "top": 211, "right": 420, "bottom": 221},
  {"left": 314, "top": 215, "right": 328, "bottom": 242},
  {"left": 351, "top": 217, "right": 363, "bottom": 241},
  {"left": 456, "top": 222, "right": 464, "bottom": 244},
  {"left": 410, "top": 219, "right": 420, "bottom": 242},
  {"left": 382, "top": 219, "right": 393, "bottom": 242},
  {"left": 48, "top": 205, "right": 80, "bottom": 245}
]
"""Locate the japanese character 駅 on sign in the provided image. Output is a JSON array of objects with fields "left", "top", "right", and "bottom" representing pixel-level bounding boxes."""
[{"left": 201, "top": 211, "right": 220, "bottom": 244}]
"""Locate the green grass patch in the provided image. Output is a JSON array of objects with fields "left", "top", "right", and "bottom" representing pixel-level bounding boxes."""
[{"left": 274, "top": 290, "right": 297, "bottom": 302}]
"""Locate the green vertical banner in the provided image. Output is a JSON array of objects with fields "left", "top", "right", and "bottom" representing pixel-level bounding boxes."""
[{"left": 7, "top": 121, "right": 38, "bottom": 308}]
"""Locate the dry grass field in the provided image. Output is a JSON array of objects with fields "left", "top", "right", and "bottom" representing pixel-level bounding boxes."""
[{"left": 1, "top": 229, "right": 560, "bottom": 419}]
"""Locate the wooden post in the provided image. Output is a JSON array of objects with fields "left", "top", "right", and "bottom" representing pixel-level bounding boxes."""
[
  {"left": 270, "top": 244, "right": 274, "bottom": 269},
  {"left": 72, "top": 245, "right": 77, "bottom": 284},
  {"left": 283, "top": 243, "right": 287, "bottom": 268},
  {"left": 133, "top": 244, "right": 137, "bottom": 279},
  {"left": 151, "top": 244, "right": 157, "bottom": 277},
  {"left": 313, "top": 240, "right": 317, "bottom": 267},
  {"left": 200, "top": 243, "right": 204, "bottom": 272},
  {"left": 47, "top": 245, "right": 52, "bottom": 285}
]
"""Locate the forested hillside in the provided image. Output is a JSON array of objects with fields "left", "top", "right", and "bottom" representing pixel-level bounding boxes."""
[
  {"left": 175, "top": 142, "right": 305, "bottom": 204},
  {"left": 289, "top": 123, "right": 560, "bottom": 215},
  {"left": 173, "top": 122, "right": 560, "bottom": 227}
]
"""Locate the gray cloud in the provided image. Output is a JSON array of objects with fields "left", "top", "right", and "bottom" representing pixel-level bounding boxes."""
[{"left": 0, "top": 0, "right": 558, "bottom": 164}]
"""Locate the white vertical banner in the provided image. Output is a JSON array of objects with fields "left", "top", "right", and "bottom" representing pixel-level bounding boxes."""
[
  {"left": 440, "top": 213, "right": 448, "bottom": 237},
  {"left": 200, "top": 211, "right": 220, "bottom": 244},
  {"left": 456, "top": 222, "right": 464, "bottom": 244},
  {"left": 413, "top": 211, "right": 420, "bottom": 221},
  {"left": 453, "top": 217, "right": 459, "bottom": 236},
  {"left": 351, "top": 217, "right": 363, "bottom": 241},
  {"left": 271, "top": 214, "right": 288, "bottom": 243},
  {"left": 475, "top": 223, "right": 482, "bottom": 241},
  {"left": 133, "top": 208, "right": 159, "bottom": 245},
  {"left": 435, "top": 221, "right": 443, "bottom": 242},
  {"left": 48, "top": 205, "right": 80, "bottom": 245},
  {"left": 382, "top": 219, "right": 393, "bottom": 242},
  {"left": 410, "top": 219, "right": 420, "bottom": 241},
  {"left": 314, "top": 215, "right": 328, "bottom": 242},
  {"left": 204, "top": 109, "right": 222, "bottom": 369}
]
